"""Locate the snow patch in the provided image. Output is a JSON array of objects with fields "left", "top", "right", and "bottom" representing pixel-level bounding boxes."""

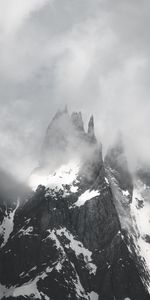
[
  {"left": 45, "top": 229, "right": 66, "bottom": 270},
  {"left": 131, "top": 188, "right": 150, "bottom": 237},
  {"left": 88, "top": 291, "right": 99, "bottom": 300},
  {"left": 13, "top": 277, "right": 41, "bottom": 298},
  {"left": 71, "top": 262, "right": 89, "bottom": 299},
  {"left": 29, "top": 266, "right": 37, "bottom": 272},
  {"left": 0, "top": 271, "right": 49, "bottom": 299},
  {"left": 130, "top": 181, "right": 150, "bottom": 292},
  {"left": 122, "top": 190, "right": 130, "bottom": 197},
  {"left": 74, "top": 190, "right": 100, "bottom": 207},
  {"left": 41, "top": 292, "right": 50, "bottom": 300},
  {"left": 29, "top": 161, "right": 79, "bottom": 192},
  {"left": 57, "top": 228, "right": 97, "bottom": 274},
  {"left": 106, "top": 169, "right": 150, "bottom": 293},
  {"left": 18, "top": 226, "right": 33, "bottom": 237},
  {"left": 46, "top": 229, "right": 64, "bottom": 252},
  {"left": 70, "top": 185, "right": 78, "bottom": 193},
  {"left": 55, "top": 261, "right": 62, "bottom": 272},
  {"left": 0, "top": 200, "right": 19, "bottom": 248},
  {"left": 105, "top": 177, "right": 109, "bottom": 185},
  {"left": 138, "top": 237, "right": 150, "bottom": 264}
]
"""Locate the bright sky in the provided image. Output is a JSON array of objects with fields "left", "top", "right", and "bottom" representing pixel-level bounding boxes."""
[{"left": 0, "top": 0, "right": 150, "bottom": 179}]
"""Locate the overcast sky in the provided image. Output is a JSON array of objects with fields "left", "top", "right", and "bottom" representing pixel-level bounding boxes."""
[{"left": 0, "top": 0, "right": 150, "bottom": 180}]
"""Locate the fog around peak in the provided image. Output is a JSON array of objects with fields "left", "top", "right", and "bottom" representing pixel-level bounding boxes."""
[
  {"left": 39, "top": 109, "right": 99, "bottom": 173},
  {"left": 0, "top": 0, "right": 150, "bottom": 180}
]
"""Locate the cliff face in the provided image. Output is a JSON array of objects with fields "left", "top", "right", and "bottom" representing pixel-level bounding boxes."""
[
  {"left": 105, "top": 137, "right": 150, "bottom": 295},
  {"left": 0, "top": 111, "right": 150, "bottom": 300}
]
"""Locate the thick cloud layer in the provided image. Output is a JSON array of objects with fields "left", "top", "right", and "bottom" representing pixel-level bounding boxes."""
[{"left": 0, "top": 0, "right": 150, "bottom": 180}]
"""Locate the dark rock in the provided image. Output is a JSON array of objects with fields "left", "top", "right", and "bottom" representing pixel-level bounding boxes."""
[{"left": 0, "top": 112, "right": 149, "bottom": 300}]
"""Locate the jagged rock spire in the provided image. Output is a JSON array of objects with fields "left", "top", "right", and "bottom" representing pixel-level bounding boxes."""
[
  {"left": 52, "top": 105, "right": 68, "bottom": 122},
  {"left": 88, "top": 115, "right": 95, "bottom": 139},
  {"left": 71, "top": 112, "right": 84, "bottom": 132},
  {"left": 105, "top": 133, "right": 133, "bottom": 193}
]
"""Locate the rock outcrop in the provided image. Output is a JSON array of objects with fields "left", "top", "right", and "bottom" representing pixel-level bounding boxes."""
[{"left": 0, "top": 111, "right": 150, "bottom": 300}]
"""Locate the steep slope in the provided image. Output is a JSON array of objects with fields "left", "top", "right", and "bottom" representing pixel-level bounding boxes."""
[
  {"left": 0, "top": 168, "right": 31, "bottom": 248},
  {"left": 105, "top": 137, "right": 150, "bottom": 294},
  {"left": 0, "top": 111, "right": 149, "bottom": 300}
]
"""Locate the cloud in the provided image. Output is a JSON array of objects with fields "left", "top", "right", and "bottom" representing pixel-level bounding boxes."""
[
  {"left": 0, "top": 0, "right": 150, "bottom": 179},
  {"left": 0, "top": 0, "right": 49, "bottom": 35}
]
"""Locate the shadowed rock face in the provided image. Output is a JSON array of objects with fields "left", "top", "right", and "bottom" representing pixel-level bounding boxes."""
[
  {"left": 71, "top": 112, "right": 85, "bottom": 132},
  {"left": 0, "top": 168, "right": 31, "bottom": 229},
  {"left": 0, "top": 111, "right": 150, "bottom": 300},
  {"left": 105, "top": 136, "right": 133, "bottom": 195},
  {"left": 88, "top": 115, "right": 96, "bottom": 143},
  {"left": 105, "top": 136, "right": 150, "bottom": 295}
]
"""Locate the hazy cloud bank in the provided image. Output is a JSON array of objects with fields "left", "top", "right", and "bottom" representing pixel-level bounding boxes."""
[{"left": 0, "top": 0, "right": 150, "bottom": 179}]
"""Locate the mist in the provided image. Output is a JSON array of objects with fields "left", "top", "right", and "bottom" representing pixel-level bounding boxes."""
[{"left": 0, "top": 0, "right": 150, "bottom": 181}]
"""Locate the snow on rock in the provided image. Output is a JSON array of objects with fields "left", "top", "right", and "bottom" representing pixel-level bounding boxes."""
[
  {"left": 138, "top": 237, "right": 150, "bottom": 273},
  {"left": 71, "top": 262, "right": 89, "bottom": 300},
  {"left": 18, "top": 226, "right": 34, "bottom": 237},
  {"left": 107, "top": 168, "right": 150, "bottom": 293},
  {"left": 45, "top": 229, "right": 66, "bottom": 271},
  {"left": 70, "top": 185, "right": 78, "bottom": 193},
  {"left": 88, "top": 291, "right": 99, "bottom": 300},
  {"left": 55, "top": 261, "right": 62, "bottom": 272},
  {"left": 131, "top": 184, "right": 150, "bottom": 237},
  {"left": 130, "top": 180, "right": 150, "bottom": 292},
  {"left": 29, "top": 161, "right": 79, "bottom": 192},
  {"left": 122, "top": 190, "right": 130, "bottom": 197},
  {"left": 0, "top": 271, "right": 49, "bottom": 300},
  {"left": 57, "top": 228, "right": 97, "bottom": 274},
  {"left": 74, "top": 190, "right": 100, "bottom": 207},
  {"left": 46, "top": 229, "right": 65, "bottom": 252},
  {"left": 105, "top": 177, "right": 109, "bottom": 185},
  {"left": 0, "top": 200, "right": 19, "bottom": 248},
  {"left": 106, "top": 169, "right": 133, "bottom": 232},
  {"left": 13, "top": 276, "right": 42, "bottom": 299},
  {"left": 41, "top": 292, "right": 50, "bottom": 300}
]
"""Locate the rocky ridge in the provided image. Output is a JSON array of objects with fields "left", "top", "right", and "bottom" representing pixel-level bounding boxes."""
[{"left": 0, "top": 110, "right": 149, "bottom": 300}]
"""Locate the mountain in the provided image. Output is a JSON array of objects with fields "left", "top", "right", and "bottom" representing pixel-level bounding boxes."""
[{"left": 0, "top": 110, "right": 150, "bottom": 300}]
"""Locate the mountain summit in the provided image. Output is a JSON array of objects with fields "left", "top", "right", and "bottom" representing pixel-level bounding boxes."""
[
  {"left": 0, "top": 111, "right": 150, "bottom": 300},
  {"left": 41, "top": 109, "right": 97, "bottom": 169}
]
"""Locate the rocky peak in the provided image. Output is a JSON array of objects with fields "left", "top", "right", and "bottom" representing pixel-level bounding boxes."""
[
  {"left": 52, "top": 106, "right": 68, "bottom": 121},
  {"left": 71, "top": 112, "right": 85, "bottom": 132},
  {"left": 105, "top": 134, "right": 133, "bottom": 193},
  {"left": 0, "top": 110, "right": 150, "bottom": 300},
  {"left": 46, "top": 106, "right": 69, "bottom": 133},
  {"left": 40, "top": 110, "right": 99, "bottom": 170},
  {"left": 88, "top": 115, "right": 96, "bottom": 140}
]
